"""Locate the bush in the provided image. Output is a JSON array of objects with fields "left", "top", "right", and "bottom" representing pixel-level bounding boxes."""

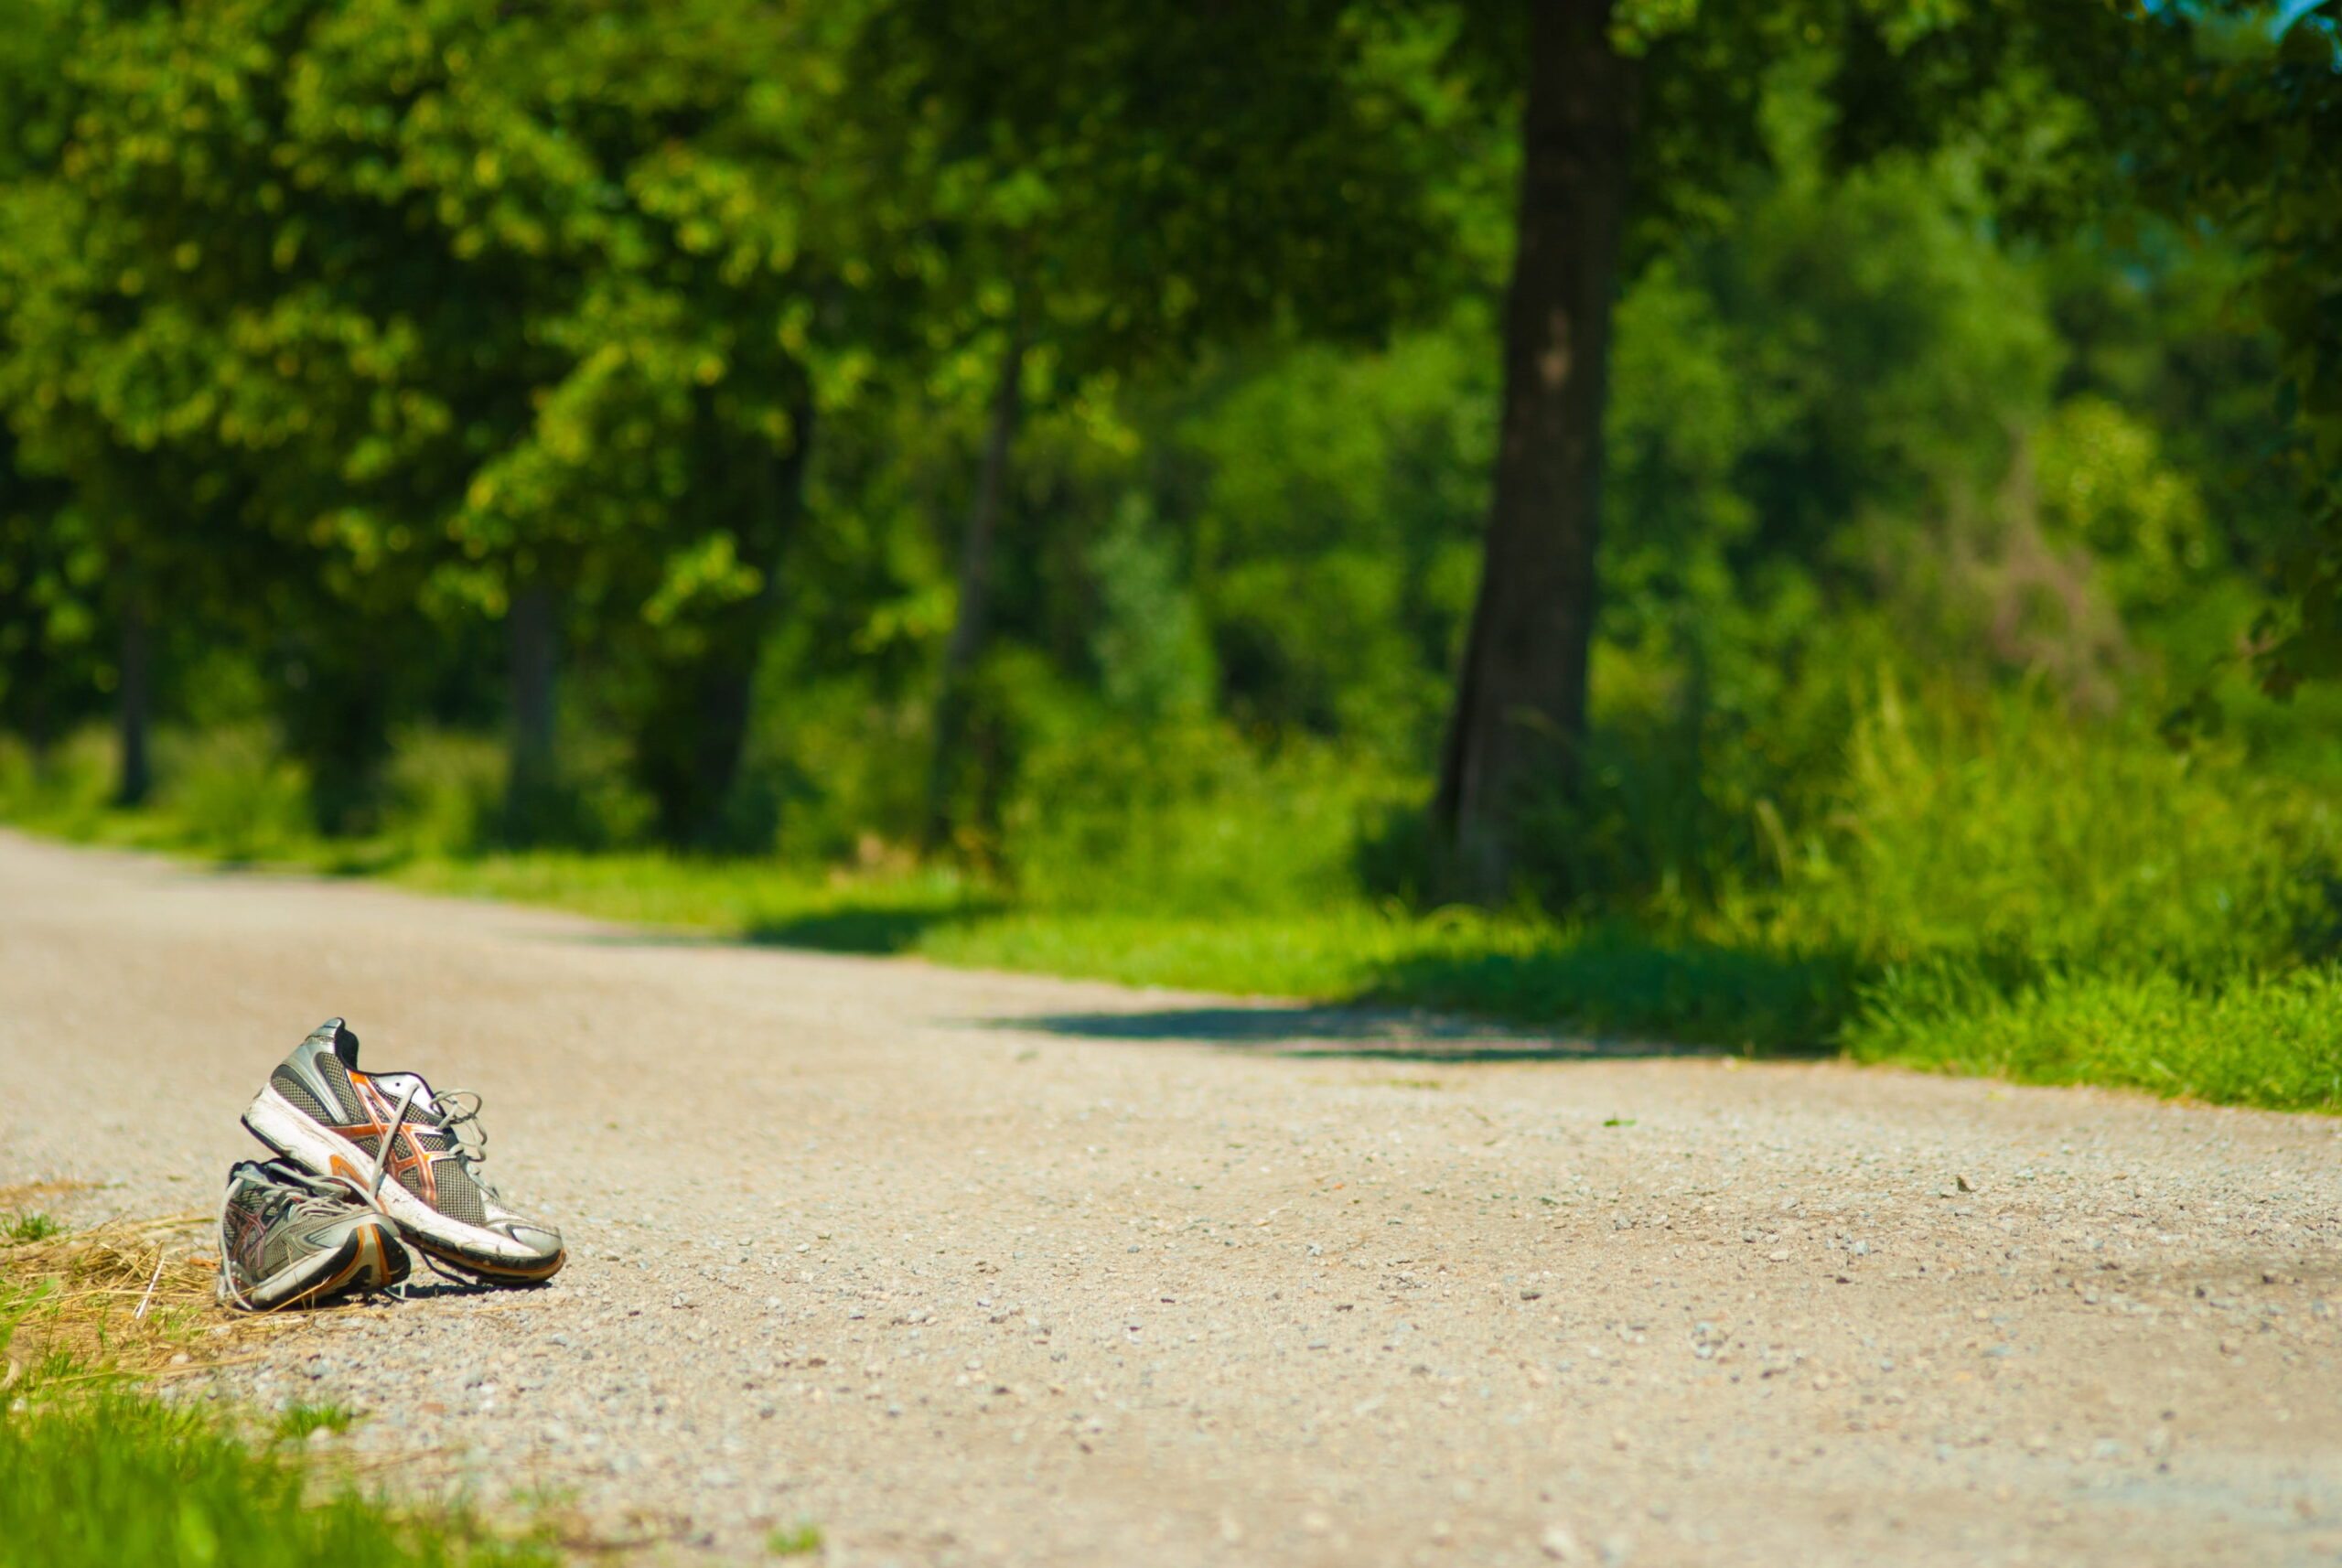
[
  {"left": 151, "top": 726, "right": 312, "bottom": 862},
  {"left": 383, "top": 732, "right": 502, "bottom": 858},
  {"left": 0, "top": 728, "right": 113, "bottom": 831},
  {"left": 1765, "top": 677, "right": 2337, "bottom": 977},
  {"left": 1002, "top": 718, "right": 1407, "bottom": 917}
]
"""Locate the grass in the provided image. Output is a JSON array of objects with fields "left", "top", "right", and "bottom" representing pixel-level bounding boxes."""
[
  {"left": 0, "top": 1203, "right": 241, "bottom": 1387},
  {"left": 273, "top": 1402, "right": 363, "bottom": 1442},
  {"left": 1848, "top": 962, "right": 2342, "bottom": 1112},
  {"left": 767, "top": 1520, "right": 825, "bottom": 1556},
  {"left": 0, "top": 1396, "right": 553, "bottom": 1568},
  {"left": 384, "top": 862, "right": 1844, "bottom": 1051},
  {"left": 250, "top": 846, "right": 2342, "bottom": 1113},
  {"left": 8, "top": 682, "right": 2342, "bottom": 1112},
  {"left": 0, "top": 1210, "right": 555, "bottom": 1568},
  {"left": 18, "top": 796, "right": 2342, "bottom": 1109}
]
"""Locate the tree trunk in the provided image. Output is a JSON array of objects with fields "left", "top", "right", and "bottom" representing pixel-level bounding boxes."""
[
  {"left": 923, "top": 318, "right": 1027, "bottom": 854},
  {"left": 1434, "top": 0, "right": 1638, "bottom": 902},
  {"left": 504, "top": 579, "right": 558, "bottom": 831},
  {"left": 114, "top": 593, "right": 152, "bottom": 808},
  {"left": 285, "top": 634, "right": 394, "bottom": 837},
  {"left": 638, "top": 392, "right": 815, "bottom": 848}
]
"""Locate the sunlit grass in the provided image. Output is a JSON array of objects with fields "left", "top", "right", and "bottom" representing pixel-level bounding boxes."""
[
  {"left": 8, "top": 682, "right": 2342, "bottom": 1110},
  {"left": 389, "top": 851, "right": 987, "bottom": 947},
  {"left": 0, "top": 1396, "right": 553, "bottom": 1568},
  {"left": 382, "top": 861, "right": 1842, "bottom": 1051},
  {"left": 1848, "top": 961, "right": 2342, "bottom": 1111}
]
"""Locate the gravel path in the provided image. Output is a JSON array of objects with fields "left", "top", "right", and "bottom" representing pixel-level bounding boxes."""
[{"left": 4, "top": 829, "right": 2340, "bottom": 1566}]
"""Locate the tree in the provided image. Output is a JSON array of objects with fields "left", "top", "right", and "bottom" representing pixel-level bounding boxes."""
[
  {"left": 0, "top": 438, "right": 104, "bottom": 774},
  {"left": 1434, "top": 0, "right": 1638, "bottom": 899},
  {"left": 2111, "top": 3, "right": 2342, "bottom": 697},
  {"left": 240, "top": 0, "right": 872, "bottom": 844},
  {"left": 1424, "top": 0, "right": 2180, "bottom": 900},
  {"left": 1, "top": 0, "right": 886, "bottom": 843},
  {"left": 872, "top": 0, "right": 1458, "bottom": 852}
]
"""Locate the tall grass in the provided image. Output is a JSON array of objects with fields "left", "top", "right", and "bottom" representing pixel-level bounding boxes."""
[{"left": 1745, "top": 677, "right": 2334, "bottom": 979}]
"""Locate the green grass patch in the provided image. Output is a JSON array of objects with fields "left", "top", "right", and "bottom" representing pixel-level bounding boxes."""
[
  {"left": 1848, "top": 961, "right": 2342, "bottom": 1112},
  {"left": 0, "top": 1396, "right": 552, "bottom": 1568},
  {"left": 3, "top": 1215, "right": 59, "bottom": 1244},
  {"left": 18, "top": 814, "right": 2342, "bottom": 1100},
  {"left": 387, "top": 852, "right": 991, "bottom": 950},
  {"left": 352, "top": 834, "right": 2342, "bottom": 1108},
  {"left": 383, "top": 862, "right": 1839, "bottom": 1051},
  {"left": 767, "top": 1520, "right": 825, "bottom": 1556},
  {"left": 272, "top": 1402, "right": 363, "bottom": 1442}
]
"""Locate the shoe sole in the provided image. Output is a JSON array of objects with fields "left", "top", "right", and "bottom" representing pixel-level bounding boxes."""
[
  {"left": 242, "top": 1085, "right": 565, "bottom": 1287},
  {"left": 238, "top": 1219, "right": 407, "bottom": 1310}
]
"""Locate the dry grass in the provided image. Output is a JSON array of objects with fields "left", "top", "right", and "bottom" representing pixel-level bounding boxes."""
[
  {"left": 0, "top": 1194, "right": 582, "bottom": 1568},
  {"left": 0, "top": 1187, "right": 338, "bottom": 1395}
]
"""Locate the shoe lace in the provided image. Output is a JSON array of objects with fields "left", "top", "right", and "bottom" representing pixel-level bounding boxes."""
[
  {"left": 353, "top": 1083, "right": 505, "bottom": 1296},
  {"left": 432, "top": 1090, "right": 503, "bottom": 1201}
]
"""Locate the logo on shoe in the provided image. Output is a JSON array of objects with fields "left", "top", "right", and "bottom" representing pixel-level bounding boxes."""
[{"left": 341, "top": 1072, "right": 444, "bottom": 1208}]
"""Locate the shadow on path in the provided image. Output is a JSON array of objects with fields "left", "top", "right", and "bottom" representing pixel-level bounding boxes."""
[
  {"left": 745, "top": 906, "right": 990, "bottom": 954},
  {"left": 380, "top": 1275, "right": 548, "bottom": 1305},
  {"left": 526, "top": 903, "right": 998, "bottom": 953},
  {"left": 986, "top": 1005, "right": 1739, "bottom": 1063}
]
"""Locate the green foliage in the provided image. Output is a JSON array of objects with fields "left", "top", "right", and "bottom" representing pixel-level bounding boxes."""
[
  {"left": 1002, "top": 722, "right": 1402, "bottom": 917},
  {"left": 4, "top": 4, "right": 2338, "bottom": 1113},
  {"left": 270, "top": 1402, "right": 360, "bottom": 1442},
  {"left": 151, "top": 728, "right": 313, "bottom": 864},
  {"left": 0, "top": 1395, "right": 553, "bottom": 1568},
  {"left": 0, "top": 441, "right": 102, "bottom": 754},
  {"left": 1752, "top": 680, "right": 2335, "bottom": 977},
  {"left": 2, "top": 1215, "right": 59, "bottom": 1244},
  {"left": 1166, "top": 323, "right": 1491, "bottom": 758},
  {"left": 2071, "top": 0, "right": 2342, "bottom": 696},
  {"left": 766, "top": 1520, "right": 824, "bottom": 1557}
]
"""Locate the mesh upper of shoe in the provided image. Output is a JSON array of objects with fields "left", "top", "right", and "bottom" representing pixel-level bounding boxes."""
[
  {"left": 419, "top": 1157, "right": 489, "bottom": 1226},
  {"left": 224, "top": 1171, "right": 364, "bottom": 1283},
  {"left": 268, "top": 1065, "right": 332, "bottom": 1124},
  {"left": 312, "top": 1050, "right": 368, "bottom": 1123},
  {"left": 274, "top": 1040, "right": 524, "bottom": 1240}
]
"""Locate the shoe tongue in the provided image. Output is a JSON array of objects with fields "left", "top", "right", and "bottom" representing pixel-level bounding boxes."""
[{"left": 377, "top": 1071, "right": 445, "bottom": 1123}]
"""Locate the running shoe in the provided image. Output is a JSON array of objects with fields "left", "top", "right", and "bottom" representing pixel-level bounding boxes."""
[
  {"left": 218, "top": 1157, "right": 408, "bottom": 1311},
  {"left": 242, "top": 1018, "right": 565, "bottom": 1286}
]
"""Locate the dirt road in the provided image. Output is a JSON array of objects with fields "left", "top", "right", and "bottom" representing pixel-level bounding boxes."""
[{"left": 4, "top": 830, "right": 2339, "bottom": 1566}]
